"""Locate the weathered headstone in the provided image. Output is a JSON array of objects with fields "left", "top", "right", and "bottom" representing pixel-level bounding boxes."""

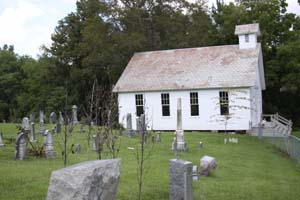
[
  {"left": 198, "top": 142, "right": 203, "bottom": 151},
  {"left": 169, "top": 159, "right": 193, "bottom": 200},
  {"left": 50, "top": 112, "right": 57, "bottom": 124},
  {"left": 192, "top": 165, "right": 199, "bottom": 181},
  {"left": 72, "top": 105, "right": 78, "bottom": 124},
  {"left": 44, "top": 130, "right": 56, "bottom": 158},
  {"left": 229, "top": 138, "right": 238, "bottom": 143},
  {"left": 30, "top": 122, "right": 36, "bottom": 142},
  {"left": 200, "top": 155, "right": 217, "bottom": 176},
  {"left": 39, "top": 110, "right": 45, "bottom": 134},
  {"left": 137, "top": 114, "right": 147, "bottom": 142},
  {"left": 56, "top": 111, "right": 64, "bottom": 133},
  {"left": 93, "top": 135, "right": 98, "bottom": 151},
  {"left": 76, "top": 144, "right": 81, "bottom": 154},
  {"left": 126, "top": 113, "right": 133, "bottom": 137},
  {"left": 46, "top": 159, "right": 121, "bottom": 200},
  {"left": 0, "top": 132, "right": 4, "bottom": 147},
  {"left": 22, "top": 117, "right": 30, "bottom": 132},
  {"left": 15, "top": 132, "right": 28, "bottom": 160},
  {"left": 172, "top": 98, "right": 187, "bottom": 151}
]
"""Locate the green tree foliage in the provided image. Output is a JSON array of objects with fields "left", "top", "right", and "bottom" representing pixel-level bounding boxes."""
[{"left": 1, "top": 0, "right": 300, "bottom": 126}]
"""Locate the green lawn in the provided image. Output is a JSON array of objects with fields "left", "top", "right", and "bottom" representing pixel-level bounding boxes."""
[{"left": 0, "top": 123, "right": 300, "bottom": 200}]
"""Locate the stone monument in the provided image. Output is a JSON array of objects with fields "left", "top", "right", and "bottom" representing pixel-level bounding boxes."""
[
  {"left": 93, "top": 135, "right": 98, "bottom": 151},
  {"left": 0, "top": 132, "right": 4, "bottom": 147},
  {"left": 50, "top": 112, "right": 57, "bottom": 124},
  {"left": 172, "top": 98, "right": 187, "bottom": 151},
  {"left": 56, "top": 111, "right": 64, "bottom": 133},
  {"left": 44, "top": 130, "right": 56, "bottom": 158},
  {"left": 126, "top": 113, "right": 133, "bottom": 137},
  {"left": 22, "top": 117, "right": 30, "bottom": 132},
  {"left": 200, "top": 155, "right": 217, "bottom": 176},
  {"left": 169, "top": 159, "right": 193, "bottom": 200},
  {"left": 30, "top": 122, "right": 36, "bottom": 142},
  {"left": 47, "top": 159, "right": 121, "bottom": 200},
  {"left": 39, "top": 110, "right": 45, "bottom": 134},
  {"left": 72, "top": 105, "right": 78, "bottom": 124},
  {"left": 15, "top": 132, "right": 28, "bottom": 160}
]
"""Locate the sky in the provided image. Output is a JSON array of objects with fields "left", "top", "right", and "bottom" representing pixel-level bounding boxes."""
[{"left": 0, "top": 0, "right": 299, "bottom": 58}]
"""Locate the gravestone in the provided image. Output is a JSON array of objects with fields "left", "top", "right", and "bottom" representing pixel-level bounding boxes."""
[
  {"left": 50, "top": 112, "right": 57, "bottom": 124},
  {"left": 39, "top": 110, "right": 45, "bottom": 134},
  {"left": 156, "top": 131, "right": 161, "bottom": 142},
  {"left": 126, "top": 113, "right": 133, "bottom": 137},
  {"left": 44, "top": 130, "right": 56, "bottom": 158},
  {"left": 15, "top": 132, "right": 28, "bottom": 160},
  {"left": 47, "top": 159, "right": 121, "bottom": 200},
  {"left": 200, "top": 155, "right": 217, "bottom": 176},
  {"left": 169, "top": 159, "right": 193, "bottom": 200},
  {"left": 56, "top": 111, "right": 64, "bottom": 133},
  {"left": 72, "top": 105, "right": 78, "bottom": 124},
  {"left": 137, "top": 114, "right": 147, "bottom": 142},
  {"left": 192, "top": 165, "right": 199, "bottom": 181},
  {"left": 172, "top": 98, "right": 187, "bottom": 151},
  {"left": 30, "top": 113, "right": 35, "bottom": 123},
  {"left": 30, "top": 122, "right": 36, "bottom": 142},
  {"left": 93, "top": 135, "right": 98, "bottom": 151},
  {"left": 0, "top": 132, "right": 4, "bottom": 147},
  {"left": 76, "top": 144, "right": 81, "bottom": 154},
  {"left": 198, "top": 142, "right": 203, "bottom": 151},
  {"left": 22, "top": 117, "right": 30, "bottom": 132}
]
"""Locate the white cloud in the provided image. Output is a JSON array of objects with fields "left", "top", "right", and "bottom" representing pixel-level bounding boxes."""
[{"left": 0, "top": 0, "right": 76, "bottom": 58}]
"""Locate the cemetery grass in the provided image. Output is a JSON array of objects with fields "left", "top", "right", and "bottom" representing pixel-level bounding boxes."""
[{"left": 1, "top": 124, "right": 300, "bottom": 200}]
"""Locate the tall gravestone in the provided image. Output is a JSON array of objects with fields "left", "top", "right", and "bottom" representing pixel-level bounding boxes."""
[
  {"left": 92, "top": 135, "right": 98, "bottom": 151},
  {"left": 126, "top": 113, "right": 133, "bottom": 137},
  {"left": 72, "top": 105, "right": 78, "bottom": 124},
  {"left": 39, "top": 110, "right": 45, "bottom": 134},
  {"left": 44, "top": 130, "right": 56, "bottom": 158},
  {"left": 50, "top": 112, "right": 57, "bottom": 124},
  {"left": 137, "top": 114, "right": 146, "bottom": 134},
  {"left": 0, "top": 132, "right": 4, "bottom": 147},
  {"left": 56, "top": 111, "right": 64, "bottom": 133},
  {"left": 30, "top": 122, "right": 36, "bottom": 142},
  {"left": 172, "top": 98, "right": 187, "bottom": 151},
  {"left": 15, "top": 132, "right": 28, "bottom": 160},
  {"left": 169, "top": 159, "right": 193, "bottom": 200}
]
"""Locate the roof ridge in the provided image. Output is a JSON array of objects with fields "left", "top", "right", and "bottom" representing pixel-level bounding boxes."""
[{"left": 134, "top": 44, "right": 240, "bottom": 55}]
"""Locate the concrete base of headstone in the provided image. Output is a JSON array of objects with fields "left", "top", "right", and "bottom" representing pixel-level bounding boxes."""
[
  {"left": 45, "top": 150, "right": 56, "bottom": 159},
  {"left": 47, "top": 159, "right": 121, "bottom": 200},
  {"left": 169, "top": 159, "right": 193, "bottom": 200},
  {"left": 200, "top": 155, "right": 217, "bottom": 176}
]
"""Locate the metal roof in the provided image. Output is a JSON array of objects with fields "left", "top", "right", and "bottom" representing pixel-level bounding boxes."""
[
  {"left": 113, "top": 44, "right": 262, "bottom": 93},
  {"left": 235, "top": 23, "right": 260, "bottom": 35}
]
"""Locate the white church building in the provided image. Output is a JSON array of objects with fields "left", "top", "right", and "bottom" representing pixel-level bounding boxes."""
[{"left": 113, "top": 23, "right": 265, "bottom": 131}]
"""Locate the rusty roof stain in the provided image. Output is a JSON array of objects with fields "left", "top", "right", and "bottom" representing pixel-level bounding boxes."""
[
  {"left": 113, "top": 44, "right": 261, "bottom": 93},
  {"left": 235, "top": 23, "right": 260, "bottom": 35}
]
